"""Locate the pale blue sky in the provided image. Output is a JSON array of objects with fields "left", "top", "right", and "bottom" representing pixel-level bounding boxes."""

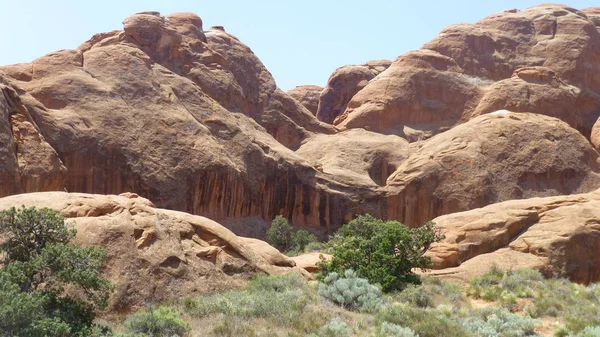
[{"left": 0, "top": 1, "right": 597, "bottom": 90}]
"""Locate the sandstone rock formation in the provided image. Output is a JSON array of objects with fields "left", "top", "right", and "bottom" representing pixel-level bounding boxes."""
[
  {"left": 287, "top": 85, "right": 323, "bottom": 116},
  {"left": 334, "top": 50, "right": 483, "bottom": 139},
  {"left": 296, "top": 128, "right": 409, "bottom": 188},
  {"left": 2, "top": 5, "right": 600, "bottom": 241},
  {"left": 472, "top": 67, "right": 582, "bottom": 131},
  {"left": 290, "top": 252, "right": 332, "bottom": 273},
  {"left": 0, "top": 192, "right": 304, "bottom": 312},
  {"left": 317, "top": 60, "right": 391, "bottom": 124},
  {"left": 426, "top": 188, "right": 600, "bottom": 284},
  {"left": 334, "top": 5, "right": 600, "bottom": 140},
  {"left": 385, "top": 112, "right": 600, "bottom": 226},
  {"left": 0, "top": 76, "right": 66, "bottom": 196},
  {"left": 0, "top": 12, "right": 354, "bottom": 233}
]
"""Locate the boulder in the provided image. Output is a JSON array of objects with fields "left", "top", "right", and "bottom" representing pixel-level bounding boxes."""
[
  {"left": 334, "top": 50, "right": 483, "bottom": 139},
  {"left": 385, "top": 112, "right": 600, "bottom": 226},
  {"left": 426, "top": 189, "right": 600, "bottom": 284},
  {"left": 0, "top": 192, "right": 303, "bottom": 312},
  {"left": 290, "top": 252, "right": 332, "bottom": 273},
  {"left": 473, "top": 67, "right": 582, "bottom": 131},
  {"left": 287, "top": 85, "right": 322, "bottom": 116},
  {"left": 317, "top": 60, "right": 391, "bottom": 124},
  {"left": 296, "top": 128, "right": 409, "bottom": 188}
]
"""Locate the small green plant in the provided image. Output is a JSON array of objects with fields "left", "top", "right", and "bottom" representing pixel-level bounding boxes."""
[
  {"left": 381, "top": 305, "right": 471, "bottom": 337},
  {"left": 291, "top": 229, "right": 320, "bottom": 252},
  {"left": 468, "top": 267, "right": 542, "bottom": 303},
  {"left": 318, "top": 269, "right": 383, "bottom": 313},
  {"left": 304, "top": 241, "right": 326, "bottom": 253},
  {"left": 379, "top": 321, "right": 420, "bottom": 337},
  {"left": 397, "top": 284, "right": 434, "bottom": 308},
  {"left": 212, "top": 317, "right": 257, "bottom": 337},
  {"left": 459, "top": 307, "right": 538, "bottom": 337},
  {"left": 575, "top": 326, "right": 600, "bottom": 337},
  {"left": 246, "top": 272, "right": 306, "bottom": 293},
  {"left": 308, "top": 318, "right": 351, "bottom": 337},
  {"left": 124, "top": 306, "right": 190, "bottom": 337},
  {"left": 318, "top": 215, "right": 444, "bottom": 292},
  {"left": 184, "top": 273, "right": 311, "bottom": 326},
  {"left": 266, "top": 215, "right": 294, "bottom": 252}
]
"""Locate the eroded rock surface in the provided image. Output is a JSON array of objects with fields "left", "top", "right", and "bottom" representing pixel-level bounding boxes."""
[
  {"left": 287, "top": 85, "right": 323, "bottom": 116},
  {"left": 427, "top": 189, "right": 600, "bottom": 284},
  {"left": 317, "top": 60, "right": 391, "bottom": 124},
  {"left": 0, "top": 192, "right": 303, "bottom": 312},
  {"left": 334, "top": 5, "right": 600, "bottom": 140},
  {"left": 385, "top": 112, "right": 600, "bottom": 226},
  {"left": 0, "top": 12, "right": 351, "bottom": 233}
]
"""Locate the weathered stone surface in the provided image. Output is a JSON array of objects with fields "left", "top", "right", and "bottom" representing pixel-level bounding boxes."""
[
  {"left": 385, "top": 112, "right": 600, "bottom": 227},
  {"left": 335, "top": 5, "right": 600, "bottom": 140},
  {"left": 240, "top": 237, "right": 296, "bottom": 267},
  {"left": 592, "top": 116, "right": 600, "bottom": 151},
  {"left": 317, "top": 60, "right": 391, "bottom": 124},
  {"left": 473, "top": 67, "right": 583, "bottom": 131},
  {"left": 291, "top": 252, "right": 332, "bottom": 273},
  {"left": 426, "top": 189, "right": 600, "bottom": 284},
  {"left": 334, "top": 50, "right": 484, "bottom": 139},
  {"left": 287, "top": 85, "right": 322, "bottom": 115},
  {"left": 296, "top": 129, "right": 409, "bottom": 188},
  {"left": 0, "top": 75, "right": 66, "bottom": 196},
  {"left": 0, "top": 80, "right": 21, "bottom": 197},
  {"left": 0, "top": 12, "right": 349, "bottom": 233},
  {"left": 0, "top": 192, "right": 304, "bottom": 312}
]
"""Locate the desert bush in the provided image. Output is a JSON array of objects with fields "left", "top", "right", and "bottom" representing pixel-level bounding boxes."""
[
  {"left": 398, "top": 284, "right": 434, "bottom": 308},
  {"left": 381, "top": 305, "right": 471, "bottom": 337},
  {"left": 185, "top": 288, "right": 309, "bottom": 324},
  {"left": 459, "top": 307, "right": 538, "bottom": 337},
  {"left": 469, "top": 267, "right": 542, "bottom": 303},
  {"left": 379, "top": 321, "right": 420, "bottom": 337},
  {"left": 185, "top": 273, "right": 311, "bottom": 326},
  {"left": 307, "top": 318, "right": 351, "bottom": 337},
  {"left": 124, "top": 306, "right": 189, "bottom": 337},
  {"left": 318, "top": 215, "right": 444, "bottom": 292},
  {"left": 305, "top": 241, "right": 326, "bottom": 253},
  {"left": 575, "top": 326, "right": 600, "bottom": 337},
  {"left": 212, "top": 318, "right": 257, "bottom": 337},
  {"left": 291, "top": 229, "right": 320, "bottom": 252},
  {"left": 318, "top": 269, "right": 383, "bottom": 313},
  {"left": 0, "top": 206, "right": 112, "bottom": 337},
  {"left": 246, "top": 272, "right": 307, "bottom": 293},
  {"left": 266, "top": 215, "right": 294, "bottom": 252}
]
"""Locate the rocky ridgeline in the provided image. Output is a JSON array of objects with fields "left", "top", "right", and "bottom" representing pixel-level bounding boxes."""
[{"left": 1, "top": 4, "right": 600, "bottom": 296}]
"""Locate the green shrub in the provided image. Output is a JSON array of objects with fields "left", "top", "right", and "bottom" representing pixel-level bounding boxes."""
[
  {"left": 379, "top": 322, "right": 420, "bottom": 337},
  {"left": 468, "top": 267, "right": 542, "bottom": 303},
  {"left": 398, "top": 284, "right": 434, "bottom": 308},
  {"left": 291, "top": 229, "right": 320, "bottom": 252},
  {"left": 381, "top": 305, "right": 471, "bottom": 337},
  {"left": 212, "top": 318, "right": 257, "bottom": 337},
  {"left": 184, "top": 273, "right": 311, "bottom": 326},
  {"left": 0, "top": 206, "right": 112, "bottom": 337},
  {"left": 318, "top": 215, "right": 444, "bottom": 292},
  {"left": 266, "top": 215, "right": 294, "bottom": 252},
  {"left": 305, "top": 241, "right": 326, "bottom": 253},
  {"left": 124, "top": 306, "right": 190, "bottom": 337},
  {"left": 246, "top": 272, "right": 306, "bottom": 293},
  {"left": 308, "top": 318, "right": 351, "bottom": 337},
  {"left": 459, "top": 307, "right": 538, "bottom": 337},
  {"left": 575, "top": 326, "right": 600, "bottom": 337},
  {"left": 318, "top": 269, "right": 383, "bottom": 313}
]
